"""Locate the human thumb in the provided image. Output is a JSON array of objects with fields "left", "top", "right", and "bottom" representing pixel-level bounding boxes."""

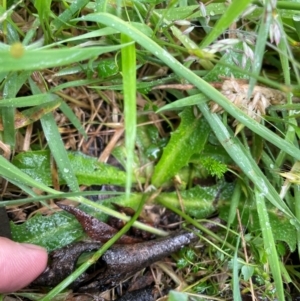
[{"left": 0, "top": 237, "right": 48, "bottom": 293}]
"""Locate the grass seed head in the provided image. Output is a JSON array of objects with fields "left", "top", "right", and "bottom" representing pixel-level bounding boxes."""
[{"left": 210, "top": 77, "right": 287, "bottom": 126}]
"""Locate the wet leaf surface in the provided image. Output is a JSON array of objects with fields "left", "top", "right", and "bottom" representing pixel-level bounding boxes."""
[
  {"left": 12, "top": 150, "right": 130, "bottom": 186},
  {"left": 80, "top": 230, "right": 197, "bottom": 292},
  {"left": 11, "top": 210, "right": 85, "bottom": 252},
  {"left": 11, "top": 185, "right": 225, "bottom": 251},
  {"left": 57, "top": 203, "right": 142, "bottom": 244},
  {"left": 33, "top": 230, "right": 197, "bottom": 293},
  {"left": 11, "top": 194, "right": 146, "bottom": 252},
  {"left": 219, "top": 198, "right": 297, "bottom": 251},
  {"left": 32, "top": 242, "right": 102, "bottom": 288}
]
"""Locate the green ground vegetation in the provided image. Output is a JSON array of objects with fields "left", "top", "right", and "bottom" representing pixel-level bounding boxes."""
[{"left": 1, "top": 0, "right": 300, "bottom": 300}]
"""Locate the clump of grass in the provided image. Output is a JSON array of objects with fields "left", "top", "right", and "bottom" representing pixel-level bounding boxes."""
[{"left": 1, "top": 1, "right": 300, "bottom": 301}]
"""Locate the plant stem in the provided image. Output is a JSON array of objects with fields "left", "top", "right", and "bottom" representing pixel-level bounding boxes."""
[{"left": 158, "top": 198, "right": 245, "bottom": 259}]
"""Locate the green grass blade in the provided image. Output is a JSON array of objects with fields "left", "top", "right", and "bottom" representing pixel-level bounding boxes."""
[
  {"left": 2, "top": 71, "right": 32, "bottom": 146},
  {"left": 0, "top": 155, "right": 54, "bottom": 193},
  {"left": 29, "top": 79, "right": 79, "bottom": 192},
  {"left": 156, "top": 93, "right": 208, "bottom": 112},
  {"left": 40, "top": 28, "right": 119, "bottom": 50},
  {"left": 34, "top": 0, "right": 52, "bottom": 42},
  {"left": 59, "top": 102, "right": 87, "bottom": 139},
  {"left": 2, "top": 72, "right": 17, "bottom": 146},
  {"left": 23, "top": 18, "right": 40, "bottom": 46},
  {"left": 255, "top": 189, "right": 285, "bottom": 301},
  {"left": 121, "top": 33, "right": 137, "bottom": 197},
  {"left": 51, "top": 0, "right": 90, "bottom": 32},
  {"left": 232, "top": 238, "right": 242, "bottom": 301},
  {"left": 247, "top": 1, "right": 272, "bottom": 96},
  {"left": 0, "top": 154, "right": 167, "bottom": 237},
  {"left": 275, "top": 14, "right": 297, "bottom": 168},
  {"left": 0, "top": 45, "right": 128, "bottom": 72},
  {"left": 1, "top": 107, "right": 15, "bottom": 146},
  {"left": 0, "top": 93, "right": 60, "bottom": 107},
  {"left": 168, "top": 291, "right": 188, "bottom": 301},
  {"left": 227, "top": 181, "right": 242, "bottom": 226},
  {"left": 295, "top": 187, "right": 300, "bottom": 258},
  {"left": 0, "top": 191, "right": 116, "bottom": 207},
  {"left": 0, "top": 191, "right": 120, "bottom": 207},
  {"left": 199, "top": 102, "right": 295, "bottom": 220},
  {"left": 40, "top": 112, "right": 80, "bottom": 192},
  {"left": 200, "top": 0, "right": 251, "bottom": 48},
  {"left": 158, "top": 197, "right": 242, "bottom": 257},
  {"left": 81, "top": 13, "right": 300, "bottom": 162},
  {"left": 34, "top": 0, "right": 51, "bottom": 20}
]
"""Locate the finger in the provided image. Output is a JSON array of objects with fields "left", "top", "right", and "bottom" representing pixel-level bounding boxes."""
[{"left": 0, "top": 237, "right": 48, "bottom": 293}]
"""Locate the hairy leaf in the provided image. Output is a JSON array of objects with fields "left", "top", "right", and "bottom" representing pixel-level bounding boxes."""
[
  {"left": 11, "top": 211, "right": 84, "bottom": 252},
  {"left": 12, "top": 150, "right": 130, "bottom": 186},
  {"left": 219, "top": 198, "right": 297, "bottom": 251},
  {"left": 157, "top": 182, "right": 234, "bottom": 219},
  {"left": 152, "top": 107, "right": 210, "bottom": 187}
]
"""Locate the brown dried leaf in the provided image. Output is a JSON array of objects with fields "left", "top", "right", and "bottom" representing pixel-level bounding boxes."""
[
  {"left": 57, "top": 203, "right": 142, "bottom": 244},
  {"left": 111, "top": 202, "right": 136, "bottom": 216},
  {"left": 33, "top": 231, "right": 197, "bottom": 293},
  {"left": 0, "top": 101, "right": 61, "bottom": 131},
  {"left": 32, "top": 242, "right": 102, "bottom": 288},
  {"left": 78, "top": 230, "right": 197, "bottom": 292}
]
